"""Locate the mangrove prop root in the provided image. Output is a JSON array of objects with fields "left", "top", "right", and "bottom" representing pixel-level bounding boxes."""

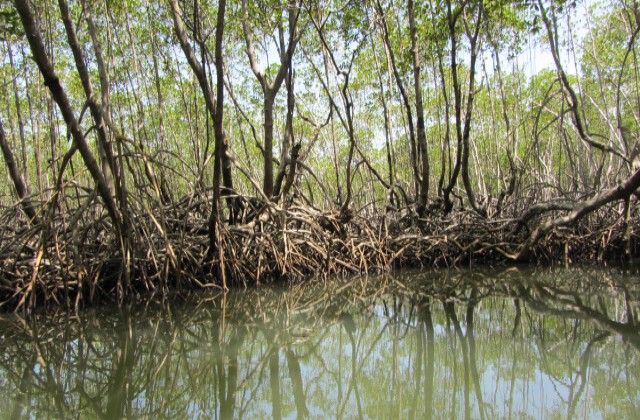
[{"left": 0, "top": 188, "right": 638, "bottom": 313}]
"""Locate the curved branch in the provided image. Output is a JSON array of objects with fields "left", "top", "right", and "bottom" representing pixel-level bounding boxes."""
[
  {"left": 513, "top": 167, "right": 640, "bottom": 259},
  {"left": 14, "top": 0, "right": 119, "bottom": 228}
]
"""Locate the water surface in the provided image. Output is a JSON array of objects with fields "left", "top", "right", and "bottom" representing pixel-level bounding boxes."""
[{"left": 1, "top": 266, "right": 639, "bottom": 419}]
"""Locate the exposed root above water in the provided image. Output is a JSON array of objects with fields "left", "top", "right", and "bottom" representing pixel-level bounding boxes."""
[{"left": 0, "top": 189, "right": 638, "bottom": 313}]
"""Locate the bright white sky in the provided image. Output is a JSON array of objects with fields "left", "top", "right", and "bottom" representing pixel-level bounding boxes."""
[{"left": 515, "top": 0, "right": 602, "bottom": 77}]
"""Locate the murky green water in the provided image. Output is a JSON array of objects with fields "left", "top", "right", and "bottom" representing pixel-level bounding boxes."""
[{"left": 1, "top": 266, "right": 639, "bottom": 419}]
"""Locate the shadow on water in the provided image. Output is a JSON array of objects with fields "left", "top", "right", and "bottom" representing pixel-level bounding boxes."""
[{"left": 1, "top": 266, "right": 640, "bottom": 419}]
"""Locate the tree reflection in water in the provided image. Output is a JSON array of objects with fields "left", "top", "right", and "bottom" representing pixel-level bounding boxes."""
[{"left": 0, "top": 266, "right": 639, "bottom": 419}]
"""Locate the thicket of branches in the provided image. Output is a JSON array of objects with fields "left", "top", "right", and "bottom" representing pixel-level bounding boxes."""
[{"left": 1, "top": 0, "right": 639, "bottom": 311}]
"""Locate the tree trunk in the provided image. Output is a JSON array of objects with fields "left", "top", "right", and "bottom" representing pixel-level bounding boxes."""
[
  {"left": 14, "top": 0, "right": 120, "bottom": 229},
  {"left": 241, "top": 0, "right": 300, "bottom": 200},
  {"left": 409, "top": 0, "right": 430, "bottom": 212},
  {"left": 375, "top": 0, "right": 420, "bottom": 201},
  {"left": 459, "top": 3, "right": 485, "bottom": 217},
  {"left": 370, "top": 29, "right": 396, "bottom": 206},
  {"left": 209, "top": 0, "right": 227, "bottom": 264},
  {"left": 58, "top": 0, "right": 117, "bottom": 200},
  {"left": 170, "top": 0, "right": 236, "bottom": 228},
  {"left": 6, "top": 40, "right": 29, "bottom": 188},
  {"left": 274, "top": 65, "right": 296, "bottom": 200},
  {"left": 0, "top": 120, "right": 39, "bottom": 224},
  {"left": 263, "top": 94, "right": 276, "bottom": 198},
  {"left": 442, "top": 0, "right": 486, "bottom": 217}
]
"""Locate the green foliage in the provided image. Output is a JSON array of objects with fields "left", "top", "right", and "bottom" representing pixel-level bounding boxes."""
[
  {"left": 0, "top": 1, "right": 21, "bottom": 38},
  {"left": 0, "top": 0, "right": 636, "bottom": 214}
]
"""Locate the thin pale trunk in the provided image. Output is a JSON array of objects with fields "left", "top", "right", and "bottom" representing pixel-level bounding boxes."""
[
  {"left": 306, "top": 5, "right": 361, "bottom": 216},
  {"left": 375, "top": 0, "right": 419, "bottom": 200},
  {"left": 433, "top": 55, "right": 448, "bottom": 198},
  {"left": 170, "top": 0, "right": 235, "bottom": 226},
  {"left": 281, "top": 143, "right": 301, "bottom": 200},
  {"left": 274, "top": 66, "right": 296, "bottom": 200},
  {"left": 442, "top": 0, "right": 485, "bottom": 217},
  {"left": 58, "top": 0, "right": 117, "bottom": 200},
  {"left": 7, "top": 41, "right": 29, "bottom": 187},
  {"left": 371, "top": 31, "right": 396, "bottom": 206},
  {"left": 241, "top": 0, "right": 300, "bottom": 200},
  {"left": 146, "top": 1, "right": 167, "bottom": 150},
  {"left": 537, "top": 0, "right": 622, "bottom": 160},
  {"left": 459, "top": 4, "right": 485, "bottom": 217},
  {"left": 409, "top": 0, "right": 430, "bottom": 212},
  {"left": 146, "top": 1, "right": 171, "bottom": 204},
  {"left": 263, "top": 95, "right": 276, "bottom": 198},
  {"left": 46, "top": 94, "right": 57, "bottom": 189},
  {"left": 383, "top": 33, "right": 399, "bottom": 198},
  {"left": 170, "top": 0, "right": 217, "bottom": 129},
  {"left": 442, "top": 2, "right": 463, "bottom": 213},
  {"left": 342, "top": 92, "right": 356, "bottom": 217},
  {"left": 320, "top": 48, "right": 342, "bottom": 204},
  {"left": 21, "top": 44, "right": 43, "bottom": 194},
  {"left": 491, "top": 44, "right": 517, "bottom": 215}
]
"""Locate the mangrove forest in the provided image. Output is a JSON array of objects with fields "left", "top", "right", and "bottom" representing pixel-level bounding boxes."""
[{"left": 1, "top": 0, "right": 640, "bottom": 312}]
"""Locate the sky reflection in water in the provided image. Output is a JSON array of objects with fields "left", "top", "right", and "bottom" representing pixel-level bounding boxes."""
[{"left": 1, "top": 266, "right": 639, "bottom": 419}]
